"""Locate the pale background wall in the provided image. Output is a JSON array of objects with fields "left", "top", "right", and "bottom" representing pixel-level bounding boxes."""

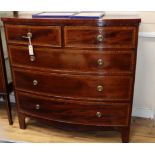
[
  {"left": 1, "top": 11, "right": 155, "bottom": 119},
  {"left": 131, "top": 12, "right": 155, "bottom": 119}
]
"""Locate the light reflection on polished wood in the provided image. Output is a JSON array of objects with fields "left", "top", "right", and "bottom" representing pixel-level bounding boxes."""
[{"left": 0, "top": 104, "right": 155, "bottom": 143}]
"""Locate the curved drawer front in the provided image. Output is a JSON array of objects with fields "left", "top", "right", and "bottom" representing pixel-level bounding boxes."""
[
  {"left": 13, "top": 69, "right": 132, "bottom": 101},
  {"left": 64, "top": 26, "right": 136, "bottom": 48},
  {"left": 5, "top": 24, "right": 61, "bottom": 47},
  {"left": 9, "top": 46, "right": 134, "bottom": 74},
  {"left": 17, "top": 92, "right": 130, "bottom": 126}
]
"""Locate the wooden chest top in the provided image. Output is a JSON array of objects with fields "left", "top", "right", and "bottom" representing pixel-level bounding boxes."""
[{"left": 1, "top": 14, "right": 141, "bottom": 26}]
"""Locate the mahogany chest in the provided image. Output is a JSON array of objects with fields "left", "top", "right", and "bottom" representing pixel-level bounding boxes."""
[{"left": 2, "top": 14, "right": 141, "bottom": 142}]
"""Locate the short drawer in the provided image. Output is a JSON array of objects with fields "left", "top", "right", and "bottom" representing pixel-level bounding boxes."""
[
  {"left": 13, "top": 69, "right": 133, "bottom": 101},
  {"left": 17, "top": 92, "right": 130, "bottom": 126},
  {"left": 64, "top": 26, "right": 136, "bottom": 48},
  {"left": 5, "top": 24, "right": 61, "bottom": 47},
  {"left": 9, "top": 45, "right": 135, "bottom": 74}
]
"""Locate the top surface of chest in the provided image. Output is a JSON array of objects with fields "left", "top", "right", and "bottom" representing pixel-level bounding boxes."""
[{"left": 1, "top": 14, "right": 141, "bottom": 26}]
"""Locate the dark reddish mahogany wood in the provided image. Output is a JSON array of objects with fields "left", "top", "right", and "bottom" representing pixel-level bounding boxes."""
[
  {"left": 9, "top": 45, "right": 135, "bottom": 75},
  {"left": 0, "top": 31, "right": 13, "bottom": 125},
  {"left": 64, "top": 26, "right": 136, "bottom": 48},
  {"left": 5, "top": 25, "right": 61, "bottom": 47},
  {"left": 2, "top": 14, "right": 141, "bottom": 142}
]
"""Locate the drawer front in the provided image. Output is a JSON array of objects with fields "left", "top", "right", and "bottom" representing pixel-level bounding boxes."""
[
  {"left": 9, "top": 46, "right": 135, "bottom": 74},
  {"left": 17, "top": 92, "right": 130, "bottom": 126},
  {"left": 13, "top": 69, "right": 133, "bottom": 101},
  {"left": 64, "top": 26, "right": 136, "bottom": 48},
  {"left": 5, "top": 24, "right": 61, "bottom": 47}
]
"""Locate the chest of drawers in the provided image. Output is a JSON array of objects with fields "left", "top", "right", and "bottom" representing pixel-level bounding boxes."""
[{"left": 2, "top": 14, "right": 141, "bottom": 142}]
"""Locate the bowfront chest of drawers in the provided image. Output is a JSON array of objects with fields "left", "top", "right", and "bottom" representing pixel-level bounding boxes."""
[{"left": 2, "top": 14, "right": 141, "bottom": 142}]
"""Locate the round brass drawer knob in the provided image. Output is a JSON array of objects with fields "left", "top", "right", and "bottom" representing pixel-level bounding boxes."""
[
  {"left": 35, "top": 104, "right": 40, "bottom": 110},
  {"left": 22, "top": 32, "right": 32, "bottom": 39},
  {"left": 97, "top": 34, "right": 104, "bottom": 42},
  {"left": 27, "top": 32, "right": 32, "bottom": 38},
  {"left": 96, "top": 111, "right": 102, "bottom": 118},
  {"left": 33, "top": 80, "right": 38, "bottom": 86},
  {"left": 97, "top": 85, "right": 103, "bottom": 92},
  {"left": 97, "top": 58, "right": 104, "bottom": 66},
  {"left": 30, "top": 55, "right": 36, "bottom": 62}
]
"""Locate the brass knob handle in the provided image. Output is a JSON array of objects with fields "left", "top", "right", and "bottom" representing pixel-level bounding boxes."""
[
  {"left": 97, "top": 58, "right": 104, "bottom": 66},
  {"left": 35, "top": 104, "right": 40, "bottom": 110},
  {"left": 97, "top": 85, "right": 103, "bottom": 92},
  {"left": 22, "top": 32, "right": 32, "bottom": 39},
  {"left": 27, "top": 32, "right": 32, "bottom": 38},
  {"left": 96, "top": 112, "right": 102, "bottom": 118},
  {"left": 30, "top": 55, "right": 36, "bottom": 62},
  {"left": 97, "top": 34, "right": 104, "bottom": 42},
  {"left": 33, "top": 80, "right": 38, "bottom": 86}
]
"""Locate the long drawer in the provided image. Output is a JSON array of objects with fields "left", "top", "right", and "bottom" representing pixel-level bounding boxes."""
[
  {"left": 5, "top": 24, "right": 61, "bottom": 47},
  {"left": 9, "top": 45, "right": 135, "bottom": 75},
  {"left": 64, "top": 26, "right": 136, "bottom": 48},
  {"left": 17, "top": 91, "right": 130, "bottom": 126},
  {"left": 13, "top": 68, "right": 133, "bottom": 101}
]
